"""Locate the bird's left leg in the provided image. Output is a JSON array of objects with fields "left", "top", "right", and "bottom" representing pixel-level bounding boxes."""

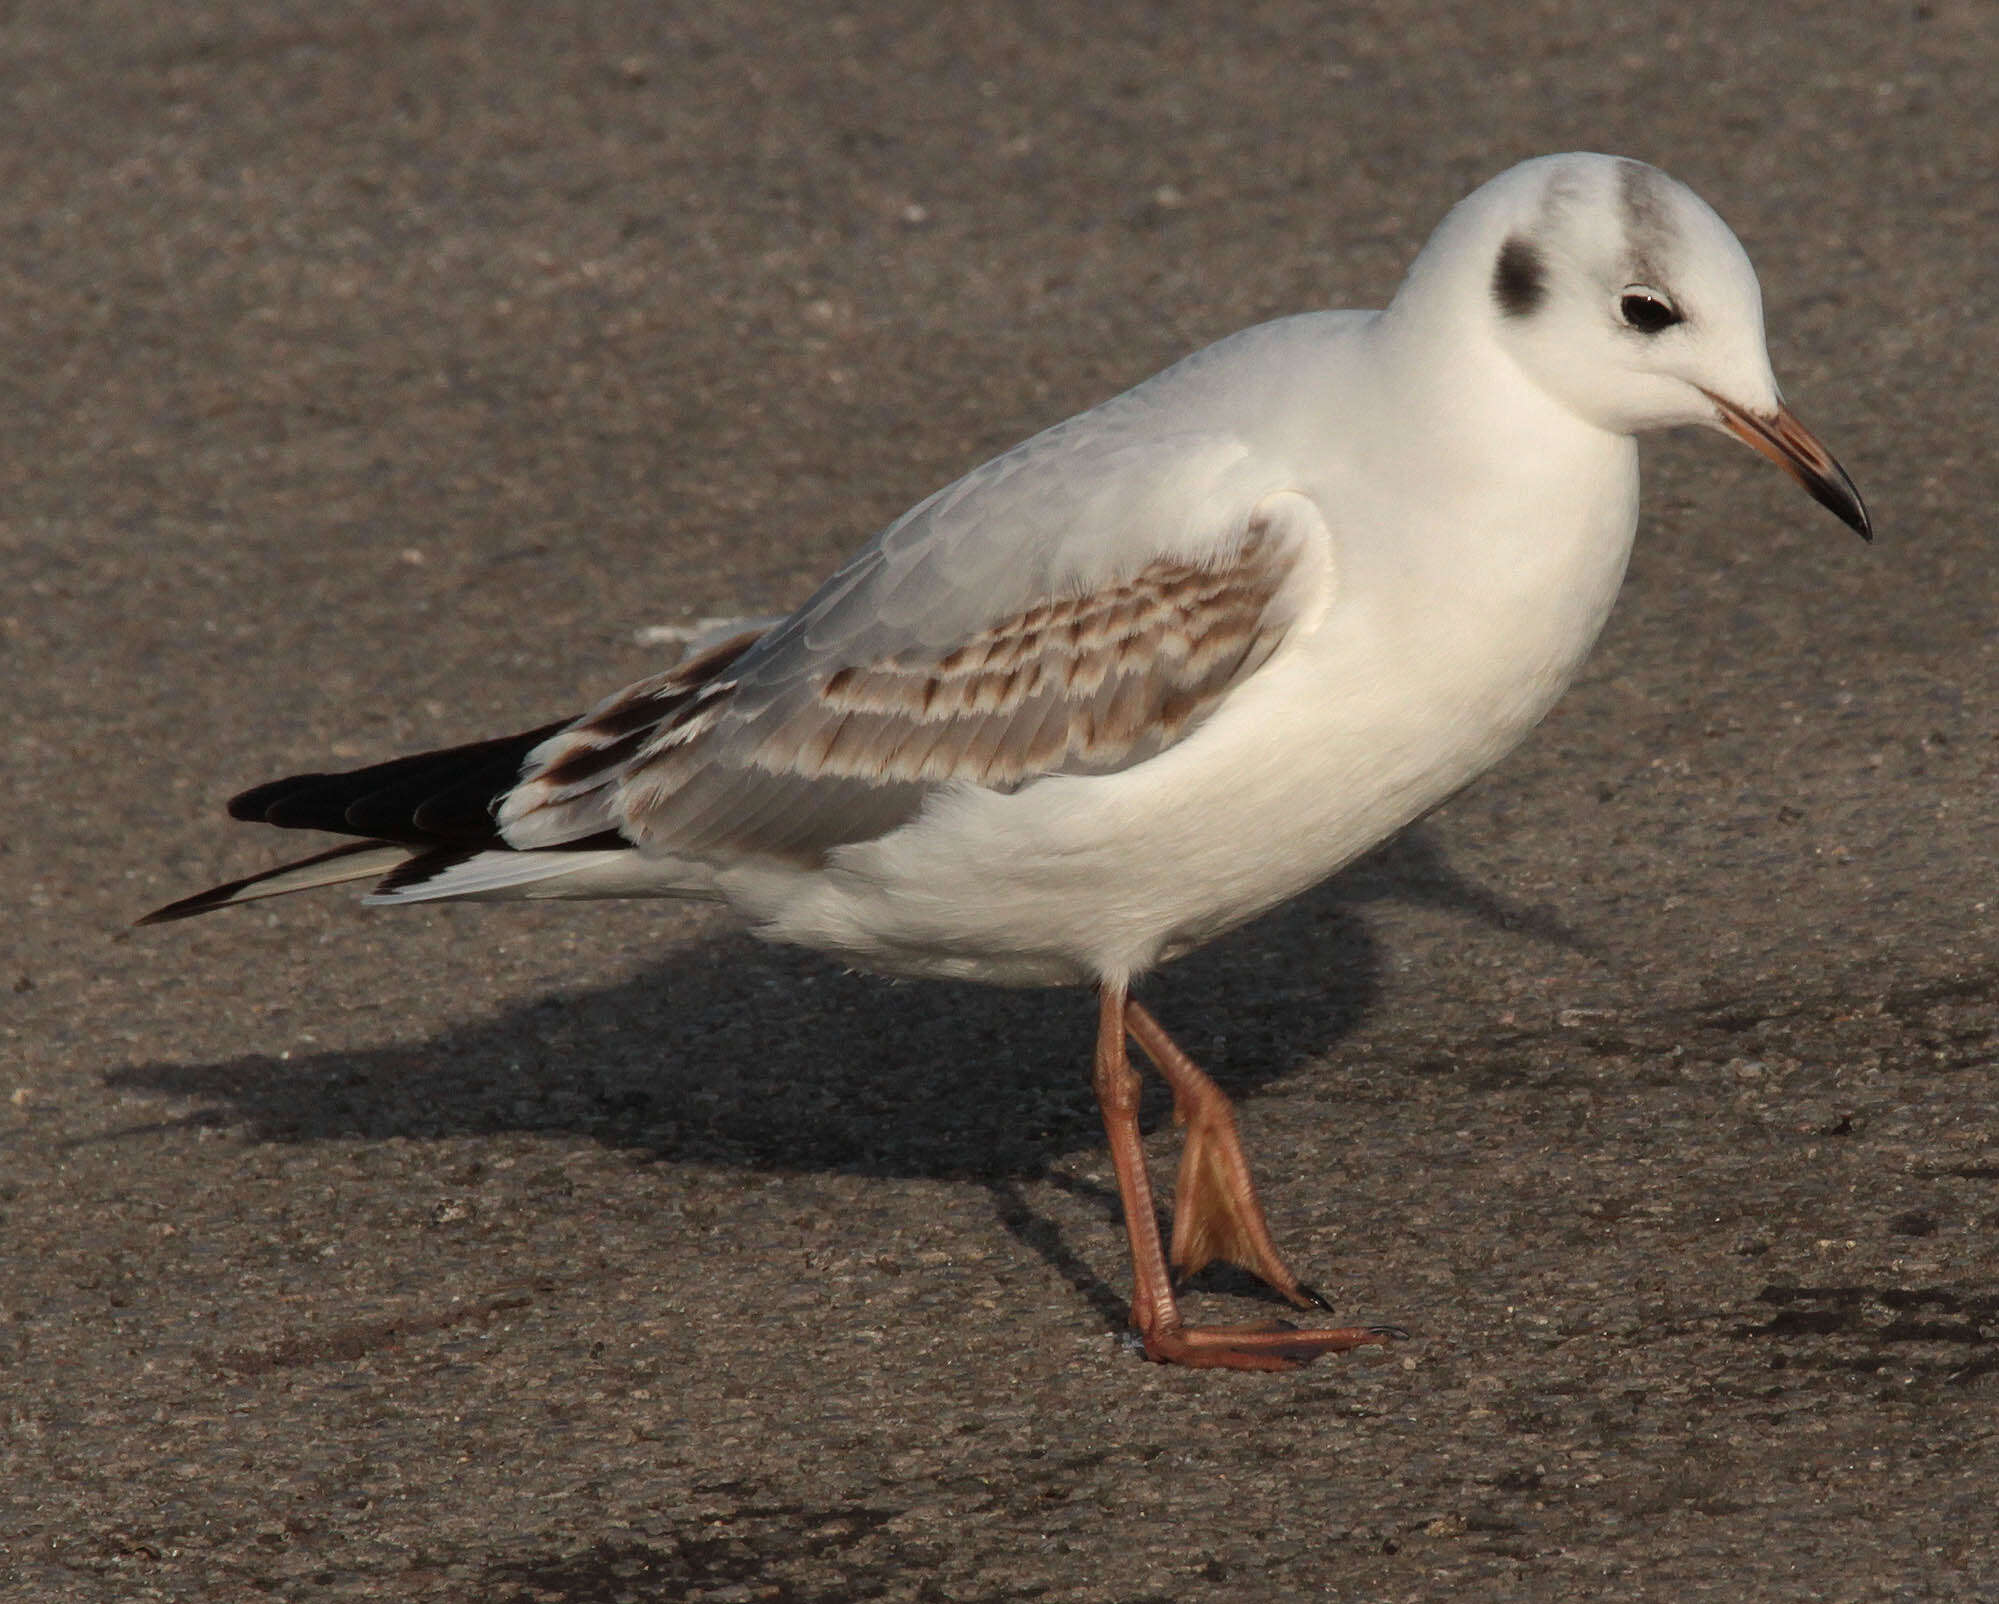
[{"left": 1123, "top": 997, "right": 1328, "bottom": 1311}]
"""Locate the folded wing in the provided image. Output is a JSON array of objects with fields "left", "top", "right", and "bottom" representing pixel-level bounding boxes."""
[
  {"left": 142, "top": 397, "right": 1335, "bottom": 919},
  {"left": 502, "top": 475, "right": 1333, "bottom": 864}
]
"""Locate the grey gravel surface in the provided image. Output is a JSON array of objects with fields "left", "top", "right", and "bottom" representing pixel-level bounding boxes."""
[{"left": 4, "top": 2, "right": 1996, "bottom": 1600}]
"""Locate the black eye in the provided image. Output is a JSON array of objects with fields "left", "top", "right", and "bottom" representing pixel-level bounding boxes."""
[{"left": 1619, "top": 291, "right": 1683, "bottom": 333}]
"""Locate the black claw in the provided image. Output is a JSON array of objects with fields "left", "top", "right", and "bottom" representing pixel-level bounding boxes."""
[
  {"left": 1367, "top": 1325, "right": 1413, "bottom": 1341},
  {"left": 1297, "top": 1281, "right": 1336, "bottom": 1312}
]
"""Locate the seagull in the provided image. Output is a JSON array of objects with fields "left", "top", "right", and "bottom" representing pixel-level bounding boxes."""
[{"left": 143, "top": 153, "right": 1869, "bottom": 1372}]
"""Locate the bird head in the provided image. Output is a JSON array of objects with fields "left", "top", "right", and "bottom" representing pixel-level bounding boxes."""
[{"left": 1412, "top": 152, "right": 1870, "bottom": 538}]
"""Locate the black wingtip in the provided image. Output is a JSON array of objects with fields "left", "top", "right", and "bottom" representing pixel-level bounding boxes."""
[{"left": 226, "top": 773, "right": 325, "bottom": 824}]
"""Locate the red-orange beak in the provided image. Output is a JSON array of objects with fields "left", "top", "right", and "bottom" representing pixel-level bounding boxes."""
[{"left": 1704, "top": 391, "right": 1872, "bottom": 541}]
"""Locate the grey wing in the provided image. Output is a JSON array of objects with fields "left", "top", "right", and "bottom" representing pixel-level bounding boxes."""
[{"left": 498, "top": 426, "right": 1334, "bottom": 863}]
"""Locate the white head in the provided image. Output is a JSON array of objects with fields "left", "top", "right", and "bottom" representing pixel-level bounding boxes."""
[{"left": 1392, "top": 153, "right": 1869, "bottom": 536}]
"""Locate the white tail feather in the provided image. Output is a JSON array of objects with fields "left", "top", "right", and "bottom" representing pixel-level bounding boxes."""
[{"left": 363, "top": 848, "right": 720, "bottom": 905}]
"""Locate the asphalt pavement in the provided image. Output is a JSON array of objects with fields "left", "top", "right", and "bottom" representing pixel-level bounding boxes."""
[{"left": 3, "top": 3, "right": 1996, "bottom": 1599}]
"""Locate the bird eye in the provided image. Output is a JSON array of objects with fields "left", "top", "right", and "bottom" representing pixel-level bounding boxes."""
[{"left": 1618, "top": 288, "right": 1683, "bottom": 334}]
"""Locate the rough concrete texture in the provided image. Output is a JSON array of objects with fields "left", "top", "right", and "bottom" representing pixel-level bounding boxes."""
[{"left": 3, "top": 2, "right": 1995, "bottom": 1600}]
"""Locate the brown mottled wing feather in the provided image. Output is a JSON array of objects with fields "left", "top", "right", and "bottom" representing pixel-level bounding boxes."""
[
  {"left": 502, "top": 489, "right": 1329, "bottom": 863},
  {"left": 740, "top": 520, "right": 1293, "bottom": 786}
]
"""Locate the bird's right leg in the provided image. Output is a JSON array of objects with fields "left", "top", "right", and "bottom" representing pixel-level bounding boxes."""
[
  {"left": 1123, "top": 997, "right": 1327, "bottom": 1307},
  {"left": 1092, "top": 982, "right": 1394, "bottom": 1371}
]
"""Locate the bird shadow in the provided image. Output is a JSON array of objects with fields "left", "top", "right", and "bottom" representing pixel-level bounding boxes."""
[{"left": 105, "top": 823, "right": 1588, "bottom": 1314}]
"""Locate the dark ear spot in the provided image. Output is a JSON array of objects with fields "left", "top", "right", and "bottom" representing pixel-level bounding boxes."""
[{"left": 1492, "top": 237, "right": 1547, "bottom": 318}]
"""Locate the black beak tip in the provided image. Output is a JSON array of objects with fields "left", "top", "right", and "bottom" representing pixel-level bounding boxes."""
[{"left": 1814, "top": 476, "right": 1873, "bottom": 543}]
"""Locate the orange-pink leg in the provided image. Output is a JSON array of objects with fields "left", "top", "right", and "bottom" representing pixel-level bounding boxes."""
[
  {"left": 1125, "top": 997, "right": 1326, "bottom": 1305},
  {"left": 1092, "top": 983, "right": 1397, "bottom": 1371}
]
